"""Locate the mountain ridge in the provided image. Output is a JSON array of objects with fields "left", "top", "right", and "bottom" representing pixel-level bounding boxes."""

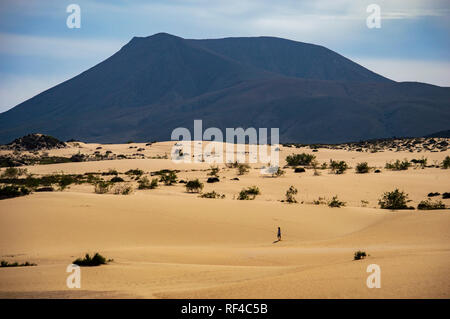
[{"left": 0, "top": 33, "right": 449, "bottom": 144}]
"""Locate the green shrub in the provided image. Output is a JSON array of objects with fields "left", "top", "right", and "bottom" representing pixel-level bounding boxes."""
[
  {"left": 112, "top": 183, "right": 133, "bottom": 195},
  {"left": 94, "top": 181, "right": 111, "bottom": 194},
  {"left": 70, "top": 153, "right": 85, "bottom": 162},
  {"left": 102, "top": 169, "right": 119, "bottom": 176},
  {"left": 160, "top": 171, "right": 178, "bottom": 185},
  {"left": 199, "top": 191, "right": 225, "bottom": 199},
  {"left": 1, "top": 167, "right": 28, "bottom": 178},
  {"left": 125, "top": 169, "right": 144, "bottom": 177},
  {"left": 361, "top": 200, "right": 369, "bottom": 207},
  {"left": 411, "top": 157, "right": 427, "bottom": 168},
  {"left": 0, "top": 173, "right": 85, "bottom": 190},
  {"left": 378, "top": 189, "right": 411, "bottom": 210},
  {"left": 0, "top": 260, "right": 36, "bottom": 267},
  {"left": 0, "top": 185, "right": 31, "bottom": 200},
  {"left": 385, "top": 159, "right": 411, "bottom": 170},
  {"left": 237, "top": 163, "right": 250, "bottom": 175},
  {"left": 208, "top": 166, "right": 220, "bottom": 177},
  {"left": 238, "top": 186, "right": 260, "bottom": 200},
  {"left": 151, "top": 169, "right": 179, "bottom": 176},
  {"left": 442, "top": 156, "right": 450, "bottom": 169},
  {"left": 110, "top": 176, "right": 124, "bottom": 183},
  {"left": 0, "top": 156, "right": 17, "bottom": 168},
  {"left": 330, "top": 160, "right": 348, "bottom": 174},
  {"left": 286, "top": 153, "right": 316, "bottom": 166},
  {"left": 285, "top": 186, "right": 298, "bottom": 203},
  {"left": 313, "top": 197, "right": 326, "bottom": 205},
  {"left": 138, "top": 176, "right": 158, "bottom": 189},
  {"left": 272, "top": 167, "right": 285, "bottom": 177},
  {"left": 417, "top": 199, "right": 445, "bottom": 210},
  {"left": 73, "top": 253, "right": 108, "bottom": 266},
  {"left": 328, "top": 195, "right": 346, "bottom": 208},
  {"left": 354, "top": 251, "right": 367, "bottom": 260},
  {"left": 355, "top": 162, "right": 369, "bottom": 174},
  {"left": 58, "top": 174, "right": 76, "bottom": 190},
  {"left": 186, "top": 179, "right": 204, "bottom": 193}
]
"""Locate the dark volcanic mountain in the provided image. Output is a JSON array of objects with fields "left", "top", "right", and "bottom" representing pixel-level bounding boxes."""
[{"left": 0, "top": 32, "right": 449, "bottom": 144}]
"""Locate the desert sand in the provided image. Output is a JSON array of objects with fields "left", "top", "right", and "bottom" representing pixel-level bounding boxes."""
[{"left": 0, "top": 141, "right": 449, "bottom": 298}]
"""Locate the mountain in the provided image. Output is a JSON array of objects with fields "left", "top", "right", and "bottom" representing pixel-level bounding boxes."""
[
  {"left": 0, "top": 32, "right": 449, "bottom": 144},
  {"left": 425, "top": 129, "right": 450, "bottom": 138}
]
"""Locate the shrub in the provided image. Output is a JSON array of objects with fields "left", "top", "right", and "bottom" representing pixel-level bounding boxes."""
[
  {"left": 207, "top": 177, "right": 220, "bottom": 183},
  {"left": 110, "top": 176, "right": 124, "bottom": 183},
  {"left": 443, "top": 192, "right": 450, "bottom": 199},
  {"left": 0, "top": 156, "right": 17, "bottom": 168},
  {"left": 73, "top": 253, "right": 108, "bottom": 267},
  {"left": 285, "top": 186, "right": 298, "bottom": 203},
  {"left": 125, "top": 169, "right": 144, "bottom": 177},
  {"left": 238, "top": 186, "right": 261, "bottom": 200},
  {"left": 354, "top": 251, "right": 367, "bottom": 260},
  {"left": 199, "top": 191, "right": 225, "bottom": 199},
  {"left": 160, "top": 171, "right": 178, "bottom": 185},
  {"left": 330, "top": 160, "right": 348, "bottom": 174},
  {"left": 94, "top": 181, "right": 111, "bottom": 194},
  {"left": 102, "top": 169, "right": 119, "bottom": 176},
  {"left": 151, "top": 169, "right": 179, "bottom": 176},
  {"left": 378, "top": 189, "right": 412, "bottom": 210},
  {"left": 442, "top": 156, "right": 450, "bottom": 169},
  {"left": 186, "top": 179, "right": 204, "bottom": 193},
  {"left": 0, "top": 260, "right": 36, "bottom": 267},
  {"left": 237, "top": 163, "right": 250, "bottom": 175},
  {"left": 328, "top": 195, "right": 346, "bottom": 208},
  {"left": 225, "top": 161, "right": 239, "bottom": 168},
  {"left": 411, "top": 157, "right": 427, "bottom": 168},
  {"left": 112, "top": 183, "right": 133, "bottom": 195},
  {"left": 286, "top": 153, "right": 316, "bottom": 166},
  {"left": 138, "top": 176, "right": 158, "bottom": 189},
  {"left": 355, "top": 162, "right": 369, "bottom": 174},
  {"left": 0, "top": 185, "right": 31, "bottom": 200},
  {"left": 427, "top": 192, "right": 440, "bottom": 197},
  {"left": 245, "top": 186, "right": 260, "bottom": 195},
  {"left": 417, "top": 199, "right": 445, "bottom": 210},
  {"left": 313, "top": 197, "right": 326, "bottom": 205},
  {"left": 385, "top": 159, "right": 410, "bottom": 171},
  {"left": 58, "top": 174, "right": 76, "bottom": 190},
  {"left": 35, "top": 187, "right": 54, "bottom": 192},
  {"left": 1, "top": 167, "right": 28, "bottom": 178},
  {"left": 208, "top": 166, "right": 220, "bottom": 177},
  {"left": 70, "top": 153, "right": 85, "bottom": 162},
  {"left": 272, "top": 167, "right": 285, "bottom": 177}
]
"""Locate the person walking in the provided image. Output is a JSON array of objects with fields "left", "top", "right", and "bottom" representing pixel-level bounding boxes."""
[{"left": 277, "top": 226, "right": 281, "bottom": 241}]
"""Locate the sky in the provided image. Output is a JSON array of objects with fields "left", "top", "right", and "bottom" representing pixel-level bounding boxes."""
[{"left": 0, "top": 0, "right": 449, "bottom": 113}]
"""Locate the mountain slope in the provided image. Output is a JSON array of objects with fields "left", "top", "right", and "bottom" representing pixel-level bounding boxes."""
[
  {"left": 188, "top": 36, "right": 391, "bottom": 83},
  {"left": 0, "top": 33, "right": 449, "bottom": 144}
]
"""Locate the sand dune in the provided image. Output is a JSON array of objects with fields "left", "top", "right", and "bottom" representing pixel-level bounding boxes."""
[{"left": 0, "top": 141, "right": 449, "bottom": 298}]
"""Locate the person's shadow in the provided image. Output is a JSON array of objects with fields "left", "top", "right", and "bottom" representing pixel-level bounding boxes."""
[{"left": 272, "top": 239, "right": 281, "bottom": 244}]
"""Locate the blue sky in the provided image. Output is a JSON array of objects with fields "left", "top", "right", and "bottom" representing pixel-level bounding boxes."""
[{"left": 0, "top": 0, "right": 449, "bottom": 113}]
